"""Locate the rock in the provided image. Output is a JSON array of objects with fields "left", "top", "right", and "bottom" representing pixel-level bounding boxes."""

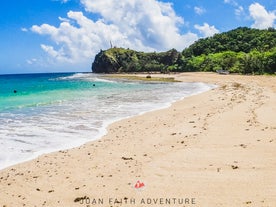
[
  {"left": 122, "top": 157, "right": 133, "bottom": 160},
  {"left": 92, "top": 50, "right": 120, "bottom": 73},
  {"left": 92, "top": 48, "right": 180, "bottom": 73}
]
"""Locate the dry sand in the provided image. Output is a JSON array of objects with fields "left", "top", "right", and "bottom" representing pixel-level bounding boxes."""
[{"left": 0, "top": 72, "right": 275, "bottom": 207}]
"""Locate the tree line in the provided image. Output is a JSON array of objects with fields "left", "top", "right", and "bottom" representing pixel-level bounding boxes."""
[{"left": 92, "top": 27, "right": 276, "bottom": 74}]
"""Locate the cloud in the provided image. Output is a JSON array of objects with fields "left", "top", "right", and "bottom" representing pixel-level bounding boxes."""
[
  {"left": 224, "top": 0, "right": 238, "bottom": 7},
  {"left": 58, "top": 17, "right": 70, "bottom": 22},
  {"left": 249, "top": 3, "right": 276, "bottom": 29},
  {"left": 224, "top": 0, "right": 245, "bottom": 17},
  {"left": 52, "top": 0, "right": 69, "bottom": 3},
  {"left": 194, "top": 23, "right": 219, "bottom": 37},
  {"left": 80, "top": 0, "right": 198, "bottom": 49},
  {"left": 194, "top": 6, "right": 206, "bottom": 15},
  {"left": 235, "top": 6, "right": 244, "bottom": 16},
  {"left": 26, "top": 58, "right": 37, "bottom": 65},
  {"left": 21, "top": 27, "right": 28, "bottom": 32},
  {"left": 31, "top": 0, "right": 199, "bottom": 64}
]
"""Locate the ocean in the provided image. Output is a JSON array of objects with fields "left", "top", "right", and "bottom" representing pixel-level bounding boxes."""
[{"left": 0, "top": 72, "right": 215, "bottom": 170}]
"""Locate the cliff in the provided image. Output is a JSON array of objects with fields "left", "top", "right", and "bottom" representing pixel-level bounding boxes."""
[{"left": 92, "top": 48, "right": 180, "bottom": 73}]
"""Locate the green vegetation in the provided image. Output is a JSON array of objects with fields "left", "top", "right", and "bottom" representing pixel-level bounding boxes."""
[
  {"left": 92, "top": 27, "right": 276, "bottom": 74},
  {"left": 92, "top": 48, "right": 179, "bottom": 73}
]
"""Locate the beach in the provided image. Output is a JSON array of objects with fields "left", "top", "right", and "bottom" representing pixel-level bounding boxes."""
[{"left": 0, "top": 72, "right": 275, "bottom": 207}]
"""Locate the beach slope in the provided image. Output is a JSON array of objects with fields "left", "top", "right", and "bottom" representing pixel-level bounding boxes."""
[{"left": 0, "top": 73, "right": 275, "bottom": 207}]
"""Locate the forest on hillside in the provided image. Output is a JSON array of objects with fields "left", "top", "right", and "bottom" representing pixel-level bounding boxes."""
[{"left": 92, "top": 27, "right": 276, "bottom": 74}]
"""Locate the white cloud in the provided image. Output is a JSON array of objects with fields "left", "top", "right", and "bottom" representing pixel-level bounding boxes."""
[
  {"left": 224, "top": 0, "right": 238, "bottom": 7},
  {"left": 194, "top": 6, "right": 206, "bottom": 15},
  {"left": 224, "top": 0, "right": 245, "bottom": 17},
  {"left": 194, "top": 23, "right": 219, "bottom": 38},
  {"left": 21, "top": 27, "right": 28, "bottom": 32},
  {"left": 58, "top": 17, "right": 70, "bottom": 22},
  {"left": 26, "top": 58, "right": 37, "bottom": 65},
  {"left": 80, "top": 0, "right": 198, "bottom": 49},
  {"left": 52, "top": 0, "right": 69, "bottom": 3},
  {"left": 235, "top": 6, "right": 244, "bottom": 16},
  {"left": 31, "top": 0, "right": 199, "bottom": 64},
  {"left": 249, "top": 3, "right": 276, "bottom": 29}
]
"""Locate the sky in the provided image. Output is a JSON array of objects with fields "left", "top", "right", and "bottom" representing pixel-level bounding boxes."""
[{"left": 0, "top": 0, "right": 275, "bottom": 74}]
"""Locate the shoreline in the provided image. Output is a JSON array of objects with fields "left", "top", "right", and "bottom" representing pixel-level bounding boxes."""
[
  {"left": 0, "top": 76, "right": 214, "bottom": 171},
  {"left": 0, "top": 72, "right": 275, "bottom": 207}
]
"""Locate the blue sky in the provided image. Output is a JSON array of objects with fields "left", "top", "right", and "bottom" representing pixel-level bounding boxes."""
[{"left": 0, "top": 0, "right": 275, "bottom": 74}]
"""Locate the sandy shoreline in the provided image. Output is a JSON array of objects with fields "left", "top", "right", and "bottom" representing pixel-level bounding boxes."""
[{"left": 0, "top": 72, "right": 275, "bottom": 207}]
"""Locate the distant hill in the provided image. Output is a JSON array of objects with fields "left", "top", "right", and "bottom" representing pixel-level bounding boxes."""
[
  {"left": 92, "top": 27, "right": 276, "bottom": 74},
  {"left": 92, "top": 48, "right": 180, "bottom": 73},
  {"left": 183, "top": 27, "right": 276, "bottom": 56}
]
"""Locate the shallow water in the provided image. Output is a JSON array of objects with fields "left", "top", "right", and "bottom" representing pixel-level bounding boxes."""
[{"left": 0, "top": 72, "right": 215, "bottom": 169}]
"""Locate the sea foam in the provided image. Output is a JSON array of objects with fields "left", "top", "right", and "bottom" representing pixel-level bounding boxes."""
[{"left": 0, "top": 73, "right": 216, "bottom": 170}]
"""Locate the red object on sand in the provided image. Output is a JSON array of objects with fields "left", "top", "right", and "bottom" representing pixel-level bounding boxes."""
[{"left": 134, "top": 181, "right": 145, "bottom": 189}]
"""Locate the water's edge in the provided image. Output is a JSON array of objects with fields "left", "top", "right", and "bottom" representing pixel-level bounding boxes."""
[
  {"left": 0, "top": 73, "right": 217, "bottom": 170},
  {"left": 0, "top": 82, "right": 216, "bottom": 171}
]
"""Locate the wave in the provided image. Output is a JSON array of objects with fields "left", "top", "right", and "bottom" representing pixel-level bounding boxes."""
[
  {"left": 53, "top": 73, "right": 117, "bottom": 83},
  {"left": 92, "top": 77, "right": 117, "bottom": 83},
  {"left": 0, "top": 80, "right": 216, "bottom": 170},
  {"left": 53, "top": 73, "right": 92, "bottom": 80}
]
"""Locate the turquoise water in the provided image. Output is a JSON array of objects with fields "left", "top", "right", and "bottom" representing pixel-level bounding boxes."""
[
  {"left": 0, "top": 73, "right": 104, "bottom": 111},
  {"left": 0, "top": 72, "right": 215, "bottom": 169}
]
